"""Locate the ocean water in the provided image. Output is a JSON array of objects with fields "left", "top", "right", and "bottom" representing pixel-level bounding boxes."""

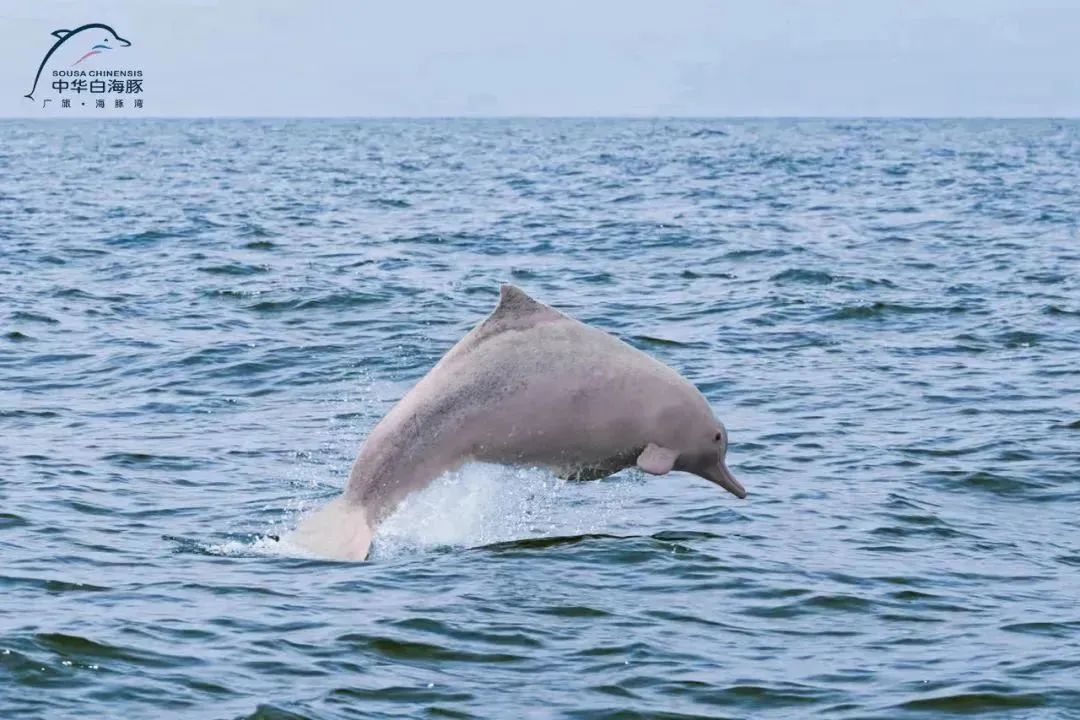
[{"left": 1, "top": 118, "right": 1078, "bottom": 719}]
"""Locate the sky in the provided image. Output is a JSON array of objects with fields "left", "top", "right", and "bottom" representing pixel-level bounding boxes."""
[{"left": 1, "top": 0, "right": 1078, "bottom": 118}]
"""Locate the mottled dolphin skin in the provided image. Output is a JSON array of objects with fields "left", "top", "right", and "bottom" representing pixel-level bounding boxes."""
[{"left": 292, "top": 284, "right": 744, "bottom": 560}]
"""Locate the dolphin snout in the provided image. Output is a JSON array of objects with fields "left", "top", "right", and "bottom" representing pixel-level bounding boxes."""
[
  {"left": 702, "top": 462, "right": 747, "bottom": 499},
  {"left": 115, "top": 36, "right": 131, "bottom": 47}
]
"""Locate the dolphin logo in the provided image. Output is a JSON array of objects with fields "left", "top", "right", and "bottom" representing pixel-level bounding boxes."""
[{"left": 24, "top": 23, "right": 131, "bottom": 100}]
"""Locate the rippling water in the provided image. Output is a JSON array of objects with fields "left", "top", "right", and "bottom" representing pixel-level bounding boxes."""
[{"left": 2, "top": 118, "right": 1079, "bottom": 719}]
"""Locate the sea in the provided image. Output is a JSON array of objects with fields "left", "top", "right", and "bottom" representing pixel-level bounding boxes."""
[{"left": 1, "top": 118, "right": 1078, "bottom": 719}]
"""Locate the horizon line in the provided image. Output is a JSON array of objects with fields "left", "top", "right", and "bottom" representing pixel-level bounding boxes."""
[{"left": 2, "top": 113, "right": 1079, "bottom": 121}]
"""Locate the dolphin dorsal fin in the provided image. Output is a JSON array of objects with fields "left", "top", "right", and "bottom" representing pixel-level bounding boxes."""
[
  {"left": 466, "top": 284, "right": 562, "bottom": 345},
  {"left": 51, "top": 29, "right": 72, "bottom": 39},
  {"left": 493, "top": 283, "right": 552, "bottom": 318}
]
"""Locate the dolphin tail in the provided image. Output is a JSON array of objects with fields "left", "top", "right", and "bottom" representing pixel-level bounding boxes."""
[
  {"left": 24, "top": 93, "right": 34, "bottom": 100},
  {"left": 289, "top": 495, "right": 373, "bottom": 561}
]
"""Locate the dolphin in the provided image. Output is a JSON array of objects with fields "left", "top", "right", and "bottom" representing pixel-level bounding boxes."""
[
  {"left": 292, "top": 284, "right": 745, "bottom": 560},
  {"left": 24, "top": 23, "right": 131, "bottom": 100}
]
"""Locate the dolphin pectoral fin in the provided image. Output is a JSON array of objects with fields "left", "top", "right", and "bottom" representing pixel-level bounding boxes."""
[
  {"left": 290, "top": 495, "right": 373, "bottom": 561},
  {"left": 51, "top": 29, "right": 72, "bottom": 38},
  {"left": 636, "top": 443, "right": 679, "bottom": 475}
]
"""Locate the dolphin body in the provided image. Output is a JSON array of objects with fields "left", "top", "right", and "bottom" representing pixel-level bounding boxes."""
[
  {"left": 24, "top": 23, "right": 131, "bottom": 100},
  {"left": 293, "top": 284, "right": 745, "bottom": 560}
]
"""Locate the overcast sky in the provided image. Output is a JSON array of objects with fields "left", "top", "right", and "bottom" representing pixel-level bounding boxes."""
[{"left": 2, "top": 0, "right": 1078, "bottom": 118}]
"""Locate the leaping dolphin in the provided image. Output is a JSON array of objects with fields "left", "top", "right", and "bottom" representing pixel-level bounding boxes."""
[
  {"left": 292, "top": 284, "right": 746, "bottom": 560},
  {"left": 24, "top": 23, "right": 131, "bottom": 100}
]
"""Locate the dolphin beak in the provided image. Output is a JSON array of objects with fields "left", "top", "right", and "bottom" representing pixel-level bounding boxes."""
[
  {"left": 702, "top": 462, "right": 747, "bottom": 499},
  {"left": 117, "top": 36, "right": 131, "bottom": 47}
]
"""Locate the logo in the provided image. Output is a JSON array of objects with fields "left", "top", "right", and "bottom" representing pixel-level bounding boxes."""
[
  {"left": 25, "top": 23, "right": 130, "bottom": 99},
  {"left": 23, "top": 23, "right": 145, "bottom": 111}
]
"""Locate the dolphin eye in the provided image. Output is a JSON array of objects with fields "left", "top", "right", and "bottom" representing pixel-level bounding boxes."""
[{"left": 714, "top": 432, "right": 723, "bottom": 443}]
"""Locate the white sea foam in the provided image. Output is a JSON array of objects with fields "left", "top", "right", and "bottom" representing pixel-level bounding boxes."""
[
  {"left": 369, "top": 463, "right": 636, "bottom": 560},
  {"left": 208, "top": 464, "right": 638, "bottom": 561},
  {"left": 203, "top": 533, "right": 322, "bottom": 559}
]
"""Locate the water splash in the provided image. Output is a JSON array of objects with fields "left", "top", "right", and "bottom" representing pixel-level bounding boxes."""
[
  {"left": 172, "top": 531, "right": 323, "bottom": 560},
  {"left": 370, "top": 463, "right": 637, "bottom": 560},
  {"left": 189, "top": 464, "right": 639, "bottom": 562}
]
